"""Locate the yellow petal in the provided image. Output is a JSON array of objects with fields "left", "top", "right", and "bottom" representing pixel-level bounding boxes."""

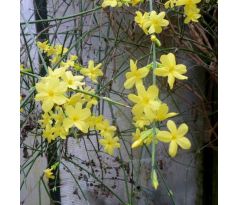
[
  {"left": 75, "top": 121, "right": 89, "bottom": 133},
  {"left": 147, "top": 85, "right": 159, "bottom": 99},
  {"left": 88, "top": 60, "right": 94, "bottom": 69},
  {"left": 175, "top": 64, "right": 187, "bottom": 74},
  {"left": 166, "top": 112, "right": 178, "bottom": 119},
  {"left": 65, "top": 105, "right": 75, "bottom": 116},
  {"left": 161, "top": 19, "right": 169, "bottom": 27},
  {"left": 132, "top": 104, "right": 144, "bottom": 116},
  {"left": 148, "top": 25, "right": 155, "bottom": 34},
  {"left": 131, "top": 138, "right": 143, "bottom": 148},
  {"left": 102, "top": 0, "right": 117, "bottom": 8},
  {"left": 144, "top": 107, "right": 155, "bottom": 120},
  {"left": 177, "top": 123, "right": 189, "bottom": 136},
  {"left": 130, "top": 59, "right": 137, "bottom": 71},
  {"left": 42, "top": 100, "right": 54, "bottom": 113},
  {"left": 128, "top": 94, "right": 140, "bottom": 103},
  {"left": 158, "top": 11, "right": 165, "bottom": 19},
  {"left": 53, "top": 96, "right": 67, "bottom": 105},
  {"left": 138, "top": 67, "right": 150, "bottom": 78},
  {"left": 124, "top": 77, "right": 136, "bottom": 89},
  {"left": 167, "top": 120, "right": 177, "bottom": 133},
  {"left": 63, "top": 118, "right": 73, "bottom": 131},
  {"left": 160, "top": 53, "right": 175, "bottom": 67},
  {"left": 173, "top": 73, "right": 188, "bottom": 80},
  {"left": 157, "top": 131, "right": 172, "bottom": 142},
  {"left": 136, "top": 83, "right": 146, "bottom": 96},
  {"left": 176, "top": 0, "right": 187, "bottom": 6},
  {"left": 169, "top": 141, "right": 178, "bottom": 157},
  {"left": 154, "top": 67, "right": 169, "bottom": 76},
  {"left": 176, "top": 137, "right": 191, "bottom": 149},
  {"left": 167, "top": 74, "right": 175, "bottom": 89},
  {"left": 79, "top": 109, "right": 91, "bottom": 120}
]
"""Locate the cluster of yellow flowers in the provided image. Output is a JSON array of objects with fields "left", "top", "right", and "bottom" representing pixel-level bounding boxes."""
[
  {"left": 124, "top": 4, "right": 193, "bottom": 188},
  {"left": 35, "top": 41, "right": 120, "bottom": 156},
  {"left": 124, "top": 55, "right": 191, "bottom": 158},
  {"left": 101, "top": 0, "right": 201, "bottom": 24},
  {"left": 102, "top": 0, "right": 143, "bottom": 8},
  {"left": 165, "top": 0, "right": 201, "bottom": 23},
  {"left": 135, "top": 11, "right": 169, "bottom": 35},
  {"left": 34, "top": 0, "right": 199, "bottom": 190}
]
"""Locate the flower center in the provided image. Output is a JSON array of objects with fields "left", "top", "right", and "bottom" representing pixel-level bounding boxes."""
[
  {"left": 171, "top": 135, "right": 176, "bottom": 140},
  {"left": 133, "top": 71, "right": 141, "bottom": 79},
  {"left": 48, "top": 90, "right": 55, "bottom": 97},
  {"left": 168, "top": 66, "right": 175, "bottom": 73},
  {"left": 142, "top": 97, "right": 150, "bottom": 105},
  {"left": 68, "top": 80, "right": 73, "bottom": 85},
  {"left": 72, "top": 116, "right": 79, "bottom": 122},
  {"left": 107, "top": 140, "right": 112, "bottom": 146}
]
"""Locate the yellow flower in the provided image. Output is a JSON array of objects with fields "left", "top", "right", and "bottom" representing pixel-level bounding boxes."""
[
  {"left": 131, "top": 128, "right": 157, "bottom": 148},
  {"left": 87, "top": 115, "right": 104, "bottom": 130},
  {"left": 37, "top": 41, "right": 49, "bottom": 52},
  {"left": 38, "top": 112, "right": 53, "bottom": 128},
  {"left": 53, "top": 123, "right": 68, "bottom": 140},
  {"left": 128, "top": 84, "right": 160, "bottom": 120},
  {"left": 124, "top": 59, "right": 150, "bottom": 89},
  {"left": 133, "top": 114, "right": 151, "bottom": 128},
  {"left": 43, "top": 168, "right": 55, "bottom": 179},
  {"left": 102, "top": 0, "right": 118, "bottom": 8},
  {"left": 157, "top": 120, "right": 191, "bottom": 157},
  {"left": 148, "top": 11, "right": 169, "bottom": 34},
  {"left": 42, "top": 124, "right": 56, "bottom": 143},
  {"left": 176, "top": 0, "right": 201, "bottom": 7},
  {"left": 184, "top": 5, "right": 201, "bottom": 24},
  {"left": 164, "top": 0, "right": 177, "bottom": 8},
  {"left": 42, "top": 67, "right": 67, "bottom": 80},
  {"left": 134, "top": 11, "right": 150, "bottom": 34},
  {"left": 61, "top": 71, "right": 84, "bottom": 90},
  {"left": 60, "top": 59, "right": 75, "bottom": 68},
  {"left": 154, "top": 53, "right": 188, "bottom": 89},
  {"left": 80, "top": 60, "right": 103, "bottom": 83},
  {"left": 35, "top": 78, "right": 68, "bottom": 112},
  {"left": 97, "top": 120, "right": 117, "bottom": 138},
  {"left": 153, "top": 102, "right": 178, "bottom": 121},
  {"left": 99, "top": 136, "right": 120, "bottom": 155},
  {"left": 63, "top": 103, "right": 91, "bottom": 133}
]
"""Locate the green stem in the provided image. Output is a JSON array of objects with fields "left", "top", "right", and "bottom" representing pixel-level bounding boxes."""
[
  {"left": 74, "top": 89, "right": 131, "bottom": 109},
  {"left": 149, "top": 0, "right": 158, "bottom": 188},
  {"left": 20, "top": 6, "right": 102, "bottom": 25},
  {"left": 20, "top": 71, "right": 40, "bottom": 79}
]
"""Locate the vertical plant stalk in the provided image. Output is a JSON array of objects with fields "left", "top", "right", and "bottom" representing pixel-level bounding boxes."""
[{"left": 149, "top": 0, "right": 158, "bottom": 189}]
